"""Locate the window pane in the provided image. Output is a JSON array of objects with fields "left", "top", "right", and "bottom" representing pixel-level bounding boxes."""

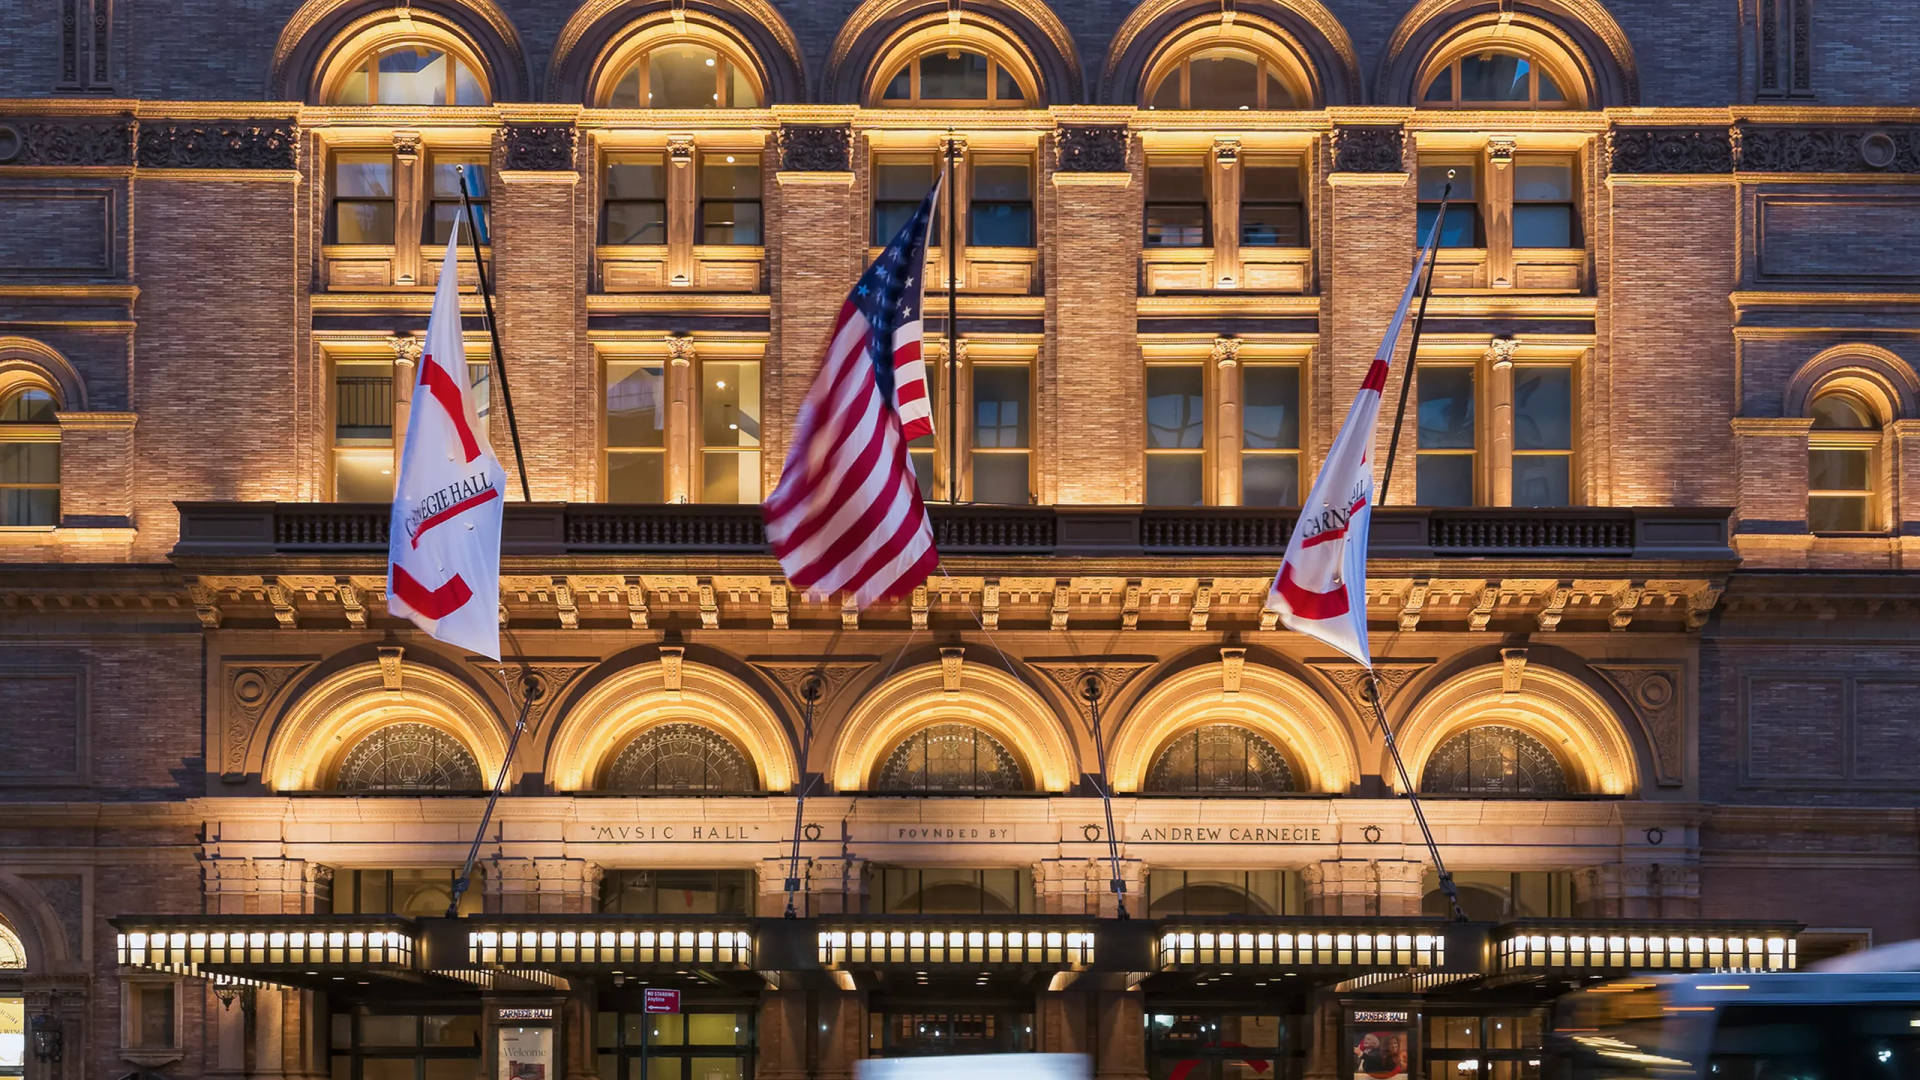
[
  {"left": 1417, "top": 455, "right": 1474, "bottom": 506},
  {"left": 360, "top": 1016, "right": 418, "bottom": 1047},
  {"left": 1813, "top": 394, "right": 1876, "bottom": 429},
  {"left": 335, "top": 202, "right": 396, "bottom": 244},
  {"left": 973, "top": 453, "right": 1029, "bottom": 504},
  {"left": 701, "top": 153, "right": 760, "bottom": 196},
  {"left": 1147, "top": 455, "right": 1205, "bottom": 506},
  {"left": 0, "top": 442, "right": 58, "bottom": 484},
  {"left": 139, "top": 985, "right": 174, "bottom": 1048},
  {"left": 995, "top": 64, "right": 1022, "bottom": 102},
  {"left": 1243, "top": 366, "right": 1300, "bottom": 449},
  {"left": 1810, "top": 494, "right": 1871, "bottom": 533},
  {"left": 972, "top": 161, "right": 1029, "bottom": 201},
  {"left": 1513, "top": 367, "right": 1571, "bottom": 450},
  {"left": 426, "top": 202, "right": 488, "bottom": 245},
  {"left": 423, "top": 1015, "right": 480, "bottom": 1048},
  {"left": 606, "top": 363, "right": 665, "bottom": 447},
  {"left": 1244, "top": 161, "right": 1302, "bottom": 200},
  {"left": 969, "top": 202, "right": 1032, "bottom": 246},
  {"left": 377, "top": 46, "right": 450, "bottom": 105},
  {"left": 876, "top": 159, "right": 936, "bottom": 200},
  {"left": 1240, "top": 203, "right": 1303, "bottom": 246},
  {"left": 1187, "top": 49, "right": 1260, "bottom": 110},
  {"left": 360, "top": 1058, "right": 414, "bottom": 1080},
  {"left": 1513, "top": 204, "right": 1574, "bottom": 247},
  {"left": 649, "top": 44, "right": 723, "bottom": 108},
  {"left": 1149, "top": 72, "right": 1182, "bottom": 109},
  {"left": 1419, "top": 164, "right": 1475, "bottom": 200},
  {"left": 701, "top": 200, "right": 762, "bottom": 245},
  {"left": 0, "top": 389, "right": 56, "bottom": 422},
  {"left": 335, "top": 154, "right": 393, "bottom": 197},
  {"left": 1149, "top": 161, "right": 1207, "bottom": 200},
  {"left": 920, "top": 51, "right": 990, "bottom": 99},
  {"left": 335, "top": 373, "right": 393, "bottom": 441},
  {"left": 1460, "top": 53, "right": 1530, "bottom": 101},
  {"left": 1515, "top": 163, "right": 1574, "bottom": 201},
  {"left": 1242, "top": 455, "right": 1299, "bottom": 506},
  {"left": 605, "top": 202, "right": 666, "bottom": 245},
  {"left": 1810, "top": 448, "right": 1871, "bottom": 491},
  {"left": 0, "top": 489, "right": 57, "bottom": 527},
  {"left": 687, "top": 1013, "right": 746, "bottom": 1047},
  {"left": 1513, "top": 456, "right": 1570, "bottom": 507},
  {"left": 1146, "top": 367, "right": 1205, "bottom": 449},
  {"left": 702, "top": 361, "right": 761, "bottom": 446},
  {"left": 431, "top": 159, "right": 486, "bottom": 198},
  {"left": 1538, "top": 70, "right": 1566, "bottom": 101},
  {"left": 1423, "top": 67, "right": 1453, "bottom": 102},
  {"left": 1418, "top": 368, "right": 1476, "bottom": 449},
  {"left": 1145, "top": 205, "right": 1207, "bottom": 247},
  {"left": 973, "top": 366, "right": 1029, "bottom": 448},
  {"left": 702, "top": 451, "right": 760, "bottom": 503},
  {"left": 333, "top": 448, "right": 392, "bottom": 501},
  {"left": 608, "top": 157, "right": 667, "bottom": 198},
  {"left": 883, "top": 67, "right": 911, "bottom": 99}
]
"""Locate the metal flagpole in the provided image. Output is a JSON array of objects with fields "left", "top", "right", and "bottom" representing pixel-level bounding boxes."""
[
  {"left": 1368, "top": 176, "right": 1466, "bottom": 922},
  {"left": 444, "top": 167, "right": 538, "bottom": 917},
  {"left": 782, "top": 674, "right": 823, "bottom": 919},
  {"left": 1079, "top": 675, "right": 1129, "bottom": 919},
  {"left": 944, "top": 132, "right": 960, "bottom": 504}
]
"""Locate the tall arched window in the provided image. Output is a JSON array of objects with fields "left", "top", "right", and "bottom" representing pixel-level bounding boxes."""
[
  {"left": 877, "top": 47, "right": 1031, "bottom": 106},
  {"left": 1422, "top": 49, "right": 1569, "bottom": 108},
  {"left": 327, "top": 42, "right": 488, "bottom": 105},
  {"left": 0, "top": 386, "right": 59, "bottom": 528},
  {"left": 1144, "top": 724, "right": 1299, "bottom": 793},
  {"left": 1146, "top": 45, "right": 1299, "bottom": 109},
  {"left": 874, "top": 723, "right": 1026, "bottom": 793},
  {"left": 602, "top": 40, "right": 763, "bottom": 108},
  {"left": 335, "top": 722, "right": 484, "bottom": 792},
  {"left": 602, "top": 722, "right": 755, "bottom": 793},
  {"left": 1421, "top": 724, "right": 1569, "bottom": 796},
  {"left": 1809, "top": 390, "right": 1882, "bottom": 534}
]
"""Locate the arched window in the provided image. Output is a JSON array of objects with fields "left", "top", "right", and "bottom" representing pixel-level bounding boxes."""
[
  {"left": 1808, "top": 390, "right": 1882, "bottom": 533},
  {"left": 602, "top": 722, "right": 755, "bottom": 793},
  {"left": 327, "top": 42, "right": 488, "bottom": 105},
  {"left": 1422, "top": 49, "right": 1569, "bottom": 108},
  {"left": 1143, "top": 724, "right": 1299, "bottom": 793},
  {"left": 0, "top": 386, "right": 59, "bottom": 528},
  {"left": 878, "top": 47, "right": 1031, "bottom": 107},
  {"left": 1421, "top": 724, "right": 1568, "bottom": 796},
  {"left": 335, "top": 722, "right": 484, "bottom": 792},
  {"left": 602, "top": 40, "right": 762, "bottom": 108},
  {"left": 874, "top": 722, "right": 1026, "bottom": 793},
  {"left": 1146, "top": 45, "right": 1299, "bottom": 110},
  {"left": 0, "top": 921, "right": 23, "bottom": 968}
]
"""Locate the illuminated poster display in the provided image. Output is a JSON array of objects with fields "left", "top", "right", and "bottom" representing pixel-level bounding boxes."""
[
  {"left": 499, "top": 1022, "right": 553, "bottom": 1080},
  {"left": 1348, "top": 1010, "right": 1409, "bottom": 1080}
]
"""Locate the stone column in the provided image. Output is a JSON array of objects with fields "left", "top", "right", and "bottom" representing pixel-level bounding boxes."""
[
  {"left": 391, "top": 131, "right": 422, "bottom": 287},
  {"left": 1326, "top": 123, "right": 1416, "bottom": 498},
  {"left": 388, "top": 335, "right": 421, "bottom": 476},
  {"left": 204, "top": 858, "right": 331, "bottom": 915},
  {"left": 666, "top": 134, "right": 696, "bottom": 287},
  {"left": 1484, "top": 137, "right": 1515, "bottom": 289},
  {"left": 758, "top": 856, "right": 869, "bottom": 916},
  {"left": 1303, "top": 992, "right": 1344, "bottom": 1080},
  {"left": 756, "top": 990, "right": 809, "bottom": 1080},
  {"left": 1213, "top": 337, "right": 1243, "bottom": 505},
  {"left": 1488, "top": 337, "right": 1517, "bottom": 505},
  {"left": 493, "top": 121, "right": 590, "bottom": 499},
  {"left": 1048, "top": 119, "right": 1141, "bottom": 503},
  {"left": 1303, "top": 859, "right": 1375, "bottom": 916},
  {"left": 665, "top": 334, "right": 695, "bottom": 502},
  {"left": 817, "top": 992, "right": 866, "bottom": 1080},
  {"left": 1094, "top": 991, "right": 1148, "bottom": 1080},
  {"left": 1373, "top": 860, "right": 1428, "bottom": 917},
  {"left": 485, "top": 858, "right": 602, "bottom": 914},
  {"left": 1211, "top": 139, "right": 1242, "bottom": 287},
  {"left": 1035, "top": 857, "right": 1145, "bottom": 917}
]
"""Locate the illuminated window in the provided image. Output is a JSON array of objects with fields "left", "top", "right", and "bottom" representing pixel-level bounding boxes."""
[
  {"left": 1416, "top": 365, "right": 1477, "bottom": 505},
  {"left": 1144, "top": 157, "right": 1209, "bottom": 247},
  {"left": 329, "top": 44, "right": 487, "bottom": 106},
  {"left": 1242, "top": 364, "right": 1301, "bottom": 505},
  {"left": 878, "top": 48, "right": 1029, "bottom": 107},
  {"left": 604, "top": 360, "right": 666, "bottom": 502},
  {"left": 334, "top": 722, "right": 484, "bottom": 793},
  {"left": 1422, "top": 50, "right": 1567, "bottom": 107},
  {"left": 328, "top": 1009, "right": 482, "bottom": 1080},
  {"left": 871, "top": 867, "right": 1033, "bottom": 913},
  {"left": 425, "top": 156, "right": 488, "bottom": 245},
  {"left": 1144, "top": 724, "right": 1299, "bottom": 793},
  {"left": 1421, "top": 725, "right": 1569, "bottom": 796},
  {"left": 700, "top": 359, "right": 761, "bottom": 503},
  {"left": 1421, "top": 870, "right": 1571, "bottom": 919},
  {"left": 1147, "top": 45, "right": 1298, "bottom": 109},
  {"left": 334, "top": 868, "right": 483, "bottom": 917},
  {"left": 1146, "top": 870, "right": 1303, "bottom": 916},
  {"left": 602, "top": 153, "right": 668, "bottom": 244},
  {"left": 971, "top": 363, "right": 1031, "bottom": 504},
  {"left": 874, "top": 723, "right": 1026, "bottom": 793},
  {"left": 602, "top": 723, "right": 754, "bottom": 793},
  {"left": 1513, "top": 364, "right": 1574, "bottom": 506},
  {"left": 598, "top": 870, "right": 753, "bottom": 914},
  {"left": 330, "top": 152, "right": 396, "bottom": 244},
  {"left": 1809, "top": 391, "right": 1881, "bottom": 533},
  {"left": 874, "top": 155, "right": 939, "bottom": 244},
  {"left": 331, "top": 361, "right": 394, "bottom": 501},
  {"left": 1514, "top": 157, "right": 1579, "bottom": 248},
  {"left": 604, "top": 41, "right": 760, "bottom": 108},
  {"left": 1417, "top": 162, "right": 1482, "bottom": 248},
  {"left": 968, "top": 155, "right": 1033, "bottom": 247},
  {"left": 1422, "top": 1008, "right": 1548, "bottom": 1078},
  {"left": 699, "top": 152, "right": 762, "bottom": 244},
  {"left": 1146, "top": 365, "right": 1206, "bottom": 505},
  {"left": 0, "top": 387, "right": 59, "bottom": 527},
  {"left": 0, "top": 994, "right": 18, "bottom": 1080},
  {"left": 1239, "top": 157, "right": 1305, "bottom": 246}
]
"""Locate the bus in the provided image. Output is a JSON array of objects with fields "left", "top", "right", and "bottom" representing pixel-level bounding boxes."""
[{"left": 1550, "top": 969, "right": 1920, "bottom": 1079}]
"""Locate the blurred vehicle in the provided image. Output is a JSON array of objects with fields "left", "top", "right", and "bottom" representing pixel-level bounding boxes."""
[{"left": 856, "top": 1052, "right": 1090, "bottom": 1080}]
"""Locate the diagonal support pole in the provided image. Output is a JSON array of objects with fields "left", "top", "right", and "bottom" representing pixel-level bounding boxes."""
[
  {"left": 1367, "top": 673, "right": 1465, "bottom": 922},
  {"left": 1079, "top": 673, "right": 1129, "bottom": 919}
]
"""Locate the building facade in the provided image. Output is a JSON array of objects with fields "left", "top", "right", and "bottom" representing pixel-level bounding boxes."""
[{"left": 0, "top": 0, "right": 1916, "bottom": 1078}]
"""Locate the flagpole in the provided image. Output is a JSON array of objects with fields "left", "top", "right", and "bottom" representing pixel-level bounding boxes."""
[
  {"left": 1079, "top": 675, "right": 1129, "bottom": 919},
  {"left": 457, "top": 167, "right": 533, "bottom": 504},
  {"left": 943, "top": 131, "right": 960, "bottom": 504},
  {"left": 1369, "top": 177, "right": 1466, "bottom": 921},
  {"left": 782, "top": 673, "right": 823, "bottom": 919}
]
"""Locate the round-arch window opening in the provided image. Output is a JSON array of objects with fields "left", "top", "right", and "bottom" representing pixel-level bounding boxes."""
[
  {"left": 1147, "top": 45, "right": 1298, "bottom": 110},
  {"left": 874, "top": 722, "right": 1025, "bottom": 793},
  {"left": 1144, "top": 723, "right": 1300, "bottom": 793},
  {"left": 328, "top": 43, "right": 488, "bottom": 106},
  {"left": 602, "top": 722, "right": 756, "bottom": 793},
  {"left": 1809, "top": 389, "right": 1883, "bottom": 533},
  {"left": 1420, "top": 724, "right": 1569, "bottom": 795},
  {"left": 1423, "top": 50, "right": 1568, "bottom": 107},
  {"left": 878, "top": 47, "right": 1030, "bottom": 106},
  {"left": 335, "top": 721, "right": 484, "bottom": 792},
  {"left": 603, "top": 41, "right": 761, "bottom": 108},
  {"left": 0, "top": 386, "right": 60, "bottom": 528},
  {"left": 0, "top": 921, "right": 25, "bottom": 969}
]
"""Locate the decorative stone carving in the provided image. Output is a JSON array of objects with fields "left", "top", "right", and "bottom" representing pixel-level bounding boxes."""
[
  {"left": 21, "top": 874, "right": 83, "bottom": 959},
  {"left": 777, "top": 124, "right": 851, "bottom": 172},
  {"left": 660, "top": 645, "right": 684, "bottom": 691},
  {"left": 940, "top": 646, "right": 965, "bottom": 692},
  {"left": 1736, "top": 125, "right": 1920, "bottom": 173},
  {"left": 1210, "top": 337, "right": 1242, "bottom": 367},
  {"left": 1606, "top": 127, "right": 1734, "bottom": 174},
  {"left": 386, "top": 335, "right": 423, "bottom": 364},
  {"left": 750, "top": 660, "right": 874, "bottom": 713},
  {"left": 1219, "top": 647, "right": 1245, "bottom": 694},
  {"left": 1487, "top": 136, "right": 1516, "bottom": 164},
  {"left": 478, "top": 662, "right": 593, "bottom": 735},
  {"left": 665, "top": 334, "right": 696, "bottom": 364},
  {"left": 1028, "top": 660, "right": 1156, "bottom": 729},
  {"left": 1054, "top": 125, "right": 1129, "bottom": 173},
  {"left": 1312, "top": 663, "right": 1427, "bottom": 723},
  {"left": 1212, "top": 137, "right": 1240, "bottom": 167},
  {"left": 1500, "top": 646, "right": 1528, "bottom": 695},
  {"left": 1330, "top": 125, "right": 1403, "bottom": 173},
  {"left": 1589, "top": 662, "right": 1684, "bottom": 787},
  {"left": 500, "top": 123, "right": 575, "bottom": 171},
  {"left": 391, "top": 130, "right": 421, "bottom": 158},
  {"left": 222, "top": 661, "right": 315, "bottom": 777},
  {"left": 1489, "top": 337, "right": 1520, "bottom": 367},
  {"left": 376, "top": 646, "right": 403, "bottom": 691},
  {"left": 137, "top": 120, "right": 297, "bottom": 170},
  {"left": 0, "top": 116, "right": 133, "bottom": 166}
]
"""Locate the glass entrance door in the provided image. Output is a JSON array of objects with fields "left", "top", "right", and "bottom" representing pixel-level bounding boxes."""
[{"left": 871, "top": 1012, "right": 1034, "bottom": 1057}]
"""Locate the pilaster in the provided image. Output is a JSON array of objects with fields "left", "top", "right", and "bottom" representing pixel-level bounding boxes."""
[
  {"left": 1326, "top": 127, "right": 1415, "bottom": 497},
  {"left": 1034, "top": 857, "right": 1145, "bottom": 917},
  {"left": 484, "top": 857, "right": 602, "bottom": 914}
]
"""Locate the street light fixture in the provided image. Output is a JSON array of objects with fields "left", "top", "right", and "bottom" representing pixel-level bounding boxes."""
[{"left": 30, "top": 996, "right": 63, "bottom": 1065}]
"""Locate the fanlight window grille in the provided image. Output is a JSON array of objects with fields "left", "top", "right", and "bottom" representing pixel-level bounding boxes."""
[
  {"left": 1144, "top": 724, "right": 1299, "bottom": 793},
  {"left": 875, "top": 723, "right": 1025, "bottom": 793},
  {"left": 603, "top": 722, "right": 755, "bottom": 793},
  {"left": 0, "top": 922, "right": 24, "bottom": 968},
  {"left": 335, "top": 722, "right": 484, "bottom": 792},
  {"left": 330, "top": 45, "right": 487, "bottom": 106},
  {"left": 1421, "top": 724, "right": 1568, "bottom": 796}
]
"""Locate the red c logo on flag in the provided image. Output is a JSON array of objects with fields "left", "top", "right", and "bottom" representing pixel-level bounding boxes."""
[
  {"left": 389, "top": 564, "right": 475, "bottom": 619},
  {"left": 420, "top": 354, "right": 483, "bottom": 463},
  {"left": 1277, "top": 561, "right": 1351, "bottom": 620}
]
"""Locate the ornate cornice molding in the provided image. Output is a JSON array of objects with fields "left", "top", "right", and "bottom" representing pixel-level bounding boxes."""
[
  {"left": 1736, "top": 123, "right": 1920, "bottom": 173},
  {"left": 136, "top": 120, "right": 298, "bottom": 170},
  {"left": 499, "top": 122, "right": 576, "bottom": 172},
  {"left": 1054, "top": 124, "right": 1129, "bottom": 173},
  {"left": 1330, "top": 124, "right": 1403, "bottom": 173},
  {"left": 1605, "top": 126, "right": 1733, "bottom": 174},
  {"left": 0, "top": 115, "right": 133, "bottom": 166},
  {"left": 777, "top": 123, "right": 851, "bottom": 172}
]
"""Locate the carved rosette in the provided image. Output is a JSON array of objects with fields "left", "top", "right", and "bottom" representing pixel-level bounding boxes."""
[
  {"left": 1606, "top": 127, "right": 1734, "bottom": 174},
  {"left": 500, "top": 123, "right": 577, "bottom": 171},
  {"left": 137, "top": 120, "right": 297, "bottom": 170},
  {"left": 1054, "top": 125, "right": 1130, "bottom": 173},
  {"left": 1027, "top": 659, "right": 1156, "bottom": 729},
  {"left": 1589, "top": 662, "right": 1684, "bottom": 787},
  {"left": 1736, "top": 125, "right": 1920, "bottom": 173},
  {"left": 1310, "top": 663, "right": 1427, "bottom": 721},
  {"left": 479, "top": 662, "right": 593, "bottom": 734},
  {"left": 777, "top": 124, "right": 851, "bottom": 172},
  {"left": 750, "top": 660, "right": 874, "bottom": 712},
  {"left": 1330, "top": 125, "right": 1404, "bottom": 173},
  {"left": 222, "top": 661, "right": 315, "bottom": 778},
  {"left": 0, "top": 116, "right": 134, "bottom": 166}
]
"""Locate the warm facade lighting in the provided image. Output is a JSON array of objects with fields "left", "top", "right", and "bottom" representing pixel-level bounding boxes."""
[
  {"left": 470, "top": 923, "right": 753, "bottom": 967},
  {"left": 817, "top": 926, "right": 1095, "bottom": 967},
  {"left": 1156, "top": 924, "right": 1445, "bottom": 969}
]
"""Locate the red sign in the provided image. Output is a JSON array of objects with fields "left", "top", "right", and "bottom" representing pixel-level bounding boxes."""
[{"left": 643, "top": 988, "right": 681, "bottom": 1014}]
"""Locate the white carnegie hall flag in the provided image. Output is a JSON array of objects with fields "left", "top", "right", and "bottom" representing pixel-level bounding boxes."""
[
  {"left": 386, "top": 231, "right": 506, "bottom": 660},
  {"left": 1266, "top": 214, "right": 1445, "bottom": 667}
]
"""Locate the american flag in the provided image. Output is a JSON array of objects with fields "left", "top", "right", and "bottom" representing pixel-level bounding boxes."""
[{"left": 763, "top": 183, "right": 941, "bottom": 608}]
